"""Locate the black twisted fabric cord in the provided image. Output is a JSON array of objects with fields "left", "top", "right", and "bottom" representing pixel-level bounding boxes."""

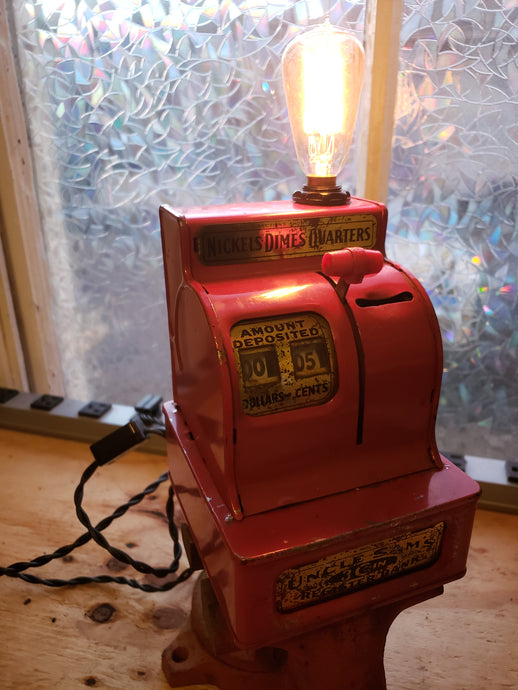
[
  {"left": 74, "top": 460, "right": 176, "bottom": 578},
  {"left": 2, "top": 565, "right": 194, "bottom": 592},
  {"left": 0, "top": 421, "right": 194, "bottom": 592},
  {"left": 1, "top": 471, "right": 169, "bottom": 575}
]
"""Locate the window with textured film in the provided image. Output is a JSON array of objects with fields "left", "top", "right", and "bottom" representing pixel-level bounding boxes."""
[
  {"left": 8, "top": 0, "right": 517, "bottom": 461},
  {"left": 388, "top": 1, "right": 517, "bottom": 458},
  {"left": 11, "top": 0, "right": 365, "bottom": 405}
]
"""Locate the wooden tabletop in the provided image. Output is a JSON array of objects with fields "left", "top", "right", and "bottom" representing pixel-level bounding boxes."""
[{"left": 0, "top": 428, "right": 516, "bottom": 689}]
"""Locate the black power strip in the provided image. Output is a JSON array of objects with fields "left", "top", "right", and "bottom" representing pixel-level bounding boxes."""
[{"left": 0, "top": 389, "right": 165, "bottom": 454}]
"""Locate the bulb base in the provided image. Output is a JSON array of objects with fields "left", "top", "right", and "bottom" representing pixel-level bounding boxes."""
[{"left": 292, "top": 176, "right": 351, "bottom": 206}]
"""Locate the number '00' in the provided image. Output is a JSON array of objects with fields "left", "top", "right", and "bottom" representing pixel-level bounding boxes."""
[{"left": 243, "top": 356, "right": 267, "bottom": 380}]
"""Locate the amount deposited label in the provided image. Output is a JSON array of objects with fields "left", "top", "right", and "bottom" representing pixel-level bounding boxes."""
[
  {"left": 275, "top": 523, "right": 445, "bottom": 613},
  {"left": 231, "top": 312, "right": 337, "bottom": 416},
  {"left": 196, "top": 215, "right": 377, "bottom": 264}
]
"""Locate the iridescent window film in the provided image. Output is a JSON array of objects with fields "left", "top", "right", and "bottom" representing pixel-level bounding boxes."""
[
  {"left": 11, "top": 0, "right": 364, "bottom": 405},
  {"left": 388, "top": 1, "right": 517, "bottom": 458},
  {"left": 10, "top": 0, "right": 517, "bottom": 460}
]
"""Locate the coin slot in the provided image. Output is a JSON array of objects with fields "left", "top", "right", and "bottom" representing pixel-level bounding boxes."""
[{"left": 356, "top": 291, "right": 413, "bottom": 307}]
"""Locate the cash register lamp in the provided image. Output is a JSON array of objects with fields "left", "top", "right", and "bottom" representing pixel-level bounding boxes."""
[{"left": 159, "top": 20, "right": 480, "bottom": 690}]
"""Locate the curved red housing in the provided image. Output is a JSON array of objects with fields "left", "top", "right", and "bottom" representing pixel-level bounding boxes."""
[{"left": 160, "top": 197, "right": 479, "bottom": 649}]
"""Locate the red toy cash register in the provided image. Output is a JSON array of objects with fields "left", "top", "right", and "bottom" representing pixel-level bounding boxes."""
[{"left": 159, "top": 21, "right": 479, "bottom": 689}]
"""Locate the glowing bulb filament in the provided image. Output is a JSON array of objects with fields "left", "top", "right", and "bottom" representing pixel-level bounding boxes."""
[
  {"left": 282, "top": 21, "right": 365, "bottom": 182},
  {"left": 303, "top": 43, "right": 344, "bottom": 135}
]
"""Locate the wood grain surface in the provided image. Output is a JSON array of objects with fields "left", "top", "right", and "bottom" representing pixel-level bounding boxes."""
[{"left": 0, "top": 428, "right": 516, "bottom": 689}]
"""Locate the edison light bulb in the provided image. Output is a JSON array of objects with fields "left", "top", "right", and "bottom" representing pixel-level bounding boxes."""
[{"left": 282, "top": 20, "right": 365, "bottom": 204}]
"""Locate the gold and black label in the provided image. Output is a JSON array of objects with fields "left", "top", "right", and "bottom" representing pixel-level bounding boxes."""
[
  {"left": 196, "top": 215, "right": 377, "bottom": 265},
  {"left": 275, "top": 523, "right": 445, "bottom": 613},
  {"left": 231, "top": 312, "right": 337, "bottom": 416}
]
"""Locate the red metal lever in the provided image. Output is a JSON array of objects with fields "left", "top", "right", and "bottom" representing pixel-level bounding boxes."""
[{"left": 322, "top": 247, "right": 384, "bottom": 284}]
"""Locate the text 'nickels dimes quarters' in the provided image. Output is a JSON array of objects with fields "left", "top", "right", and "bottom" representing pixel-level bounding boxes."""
[{"left": 195, "top": 214, "right": 377, "bottom": 264}]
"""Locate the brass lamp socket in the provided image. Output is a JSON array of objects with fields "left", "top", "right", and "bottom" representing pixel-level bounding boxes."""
[{"left": 292, "top": 176, "right": 351, "bottom": 206}]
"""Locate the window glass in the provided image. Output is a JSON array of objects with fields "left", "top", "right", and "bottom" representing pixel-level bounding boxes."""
[
  {"left": 388, "top": 1, "right": 517, "bottom": 458},
  {"left": 10, "top": 0, "right": 517, "bottom": 460},
  {"left": 11, "top": 0, "right": 364, "bottom": 404}
]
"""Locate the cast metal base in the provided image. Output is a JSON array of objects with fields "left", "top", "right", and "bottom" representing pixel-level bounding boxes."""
[{"left": 162, "top": 573, "right": 443, "bottom": 689}]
